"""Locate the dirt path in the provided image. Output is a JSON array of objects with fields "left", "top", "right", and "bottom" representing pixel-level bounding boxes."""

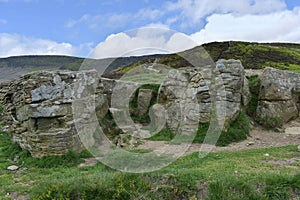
[
  {"left": 137, "top": 120, "right": 300, "bottom": 155},
  {"left": 79, "top": 119, "right": 300, "bottom": 167}
]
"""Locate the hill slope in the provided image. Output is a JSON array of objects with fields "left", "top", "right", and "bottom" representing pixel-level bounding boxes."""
[
  {"left": 0, "top": 54, "right": 164, "bottom": 82},
  {"left": 1, "top": 41, "right": 300, "bottom": 82},
  {"left": 203, "top": 41, "right": 300, "bottom": 71},
  {"left": 110, "top": 41, "right": 300, "bottom": 78}
]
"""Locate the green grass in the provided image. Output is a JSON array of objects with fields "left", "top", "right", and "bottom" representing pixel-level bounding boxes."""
[
  {"left": 203, "top": 41, "right": 300, "bottom": 73},
  {"left": 194, "top": 112, "right": 250, "bottom": 146},
  {"left": 99, "top": 111, "right": 123, "bottom": 141},
  {"left": 1, "top": 133, "right": 91, "bottom": 169},
  {"left": 0, "top": 126, "right": 300, "bottom": 199},
  {"left": 129, "top": 84, "right": 160, "bottom": 125},
  {"left": 246, "top": 75, "right": 261, "bottom": 118},
  {"left": 137, "top": 110, "right": 249, "bottom": 146},
  {"left": 263, "top": 62, "right": 300, "bottom": 73},
  {"left": 109, "top": 41, "right": 300, "bottom": 76},
  {"left": 257, "top": 117, "right": 283, "bottom": 130},
  {"left": 147, "top": 128, "right": 175, "bottom": 141}
]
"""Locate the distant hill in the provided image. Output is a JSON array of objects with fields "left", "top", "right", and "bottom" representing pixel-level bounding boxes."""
[
  {"left": 0, "top": 55, "right": 82, "bottom": 83},
  {"left": 109, "top": 41, "right": 300, "bottom": 78},
  {"left": 0, "top": 54, "right": 164, "bottom": 82},
  {"left": 1, "top": 41, "right": 300, "bottom": 82}
]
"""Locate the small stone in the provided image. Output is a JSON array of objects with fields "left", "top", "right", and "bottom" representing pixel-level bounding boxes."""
[
  {"left": 7, "top": 165, "right": 19, "bottom": 171},
  {"left": 264, "top": 153, "right": 270, "bottom": 157},
  {"left": 297, "top": 145, "right": 300, "bottom": 151},
  {"left": 2, "top": 125, "right": 9, "bottom": 132},
  {"left": 247, "top": 141, "right": 255, "bottom": 146}
]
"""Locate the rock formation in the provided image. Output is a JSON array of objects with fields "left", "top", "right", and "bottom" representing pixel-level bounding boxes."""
[
  {"left": 137, "top": 89, "right": 153, "bottom": 116},
  {"left": 158, "top": 59, "right": 250, "bottom": 132},
  {"left": 0, "top": 59, "right": 251, "bottom": 157},
  {"left": 0, "top": 71, "right": 108, "bottom": 157},
  {"left": 256, "top": 68, "right": 300, "bottom": 124}
]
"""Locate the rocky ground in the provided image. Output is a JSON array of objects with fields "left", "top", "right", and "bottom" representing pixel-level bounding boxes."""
[
  {"left": 138, "top": 119, "right": 300, "bottom": 154},
  {"left": 79, "top": 118, "right": 300, "bottom": 167}
]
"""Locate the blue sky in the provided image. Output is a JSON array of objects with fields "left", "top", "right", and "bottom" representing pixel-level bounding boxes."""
[{"left": 0, "top": 0, "right": 300, "bottom": 58}]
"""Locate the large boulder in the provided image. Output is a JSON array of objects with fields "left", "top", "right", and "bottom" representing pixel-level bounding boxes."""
[
  {"left": 157, "top": 59, "right": 250, "bottom": 132},
  {"left": 0, "top": 71, "right": 108, "bottom": 157},
  {"left": 256, "top": 68, "right": 300, "bottom": 124}
]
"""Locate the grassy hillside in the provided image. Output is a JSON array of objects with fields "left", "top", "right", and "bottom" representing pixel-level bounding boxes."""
[
  {"left": 0, "top": 54, "right": 165, "bottom": 82},
  {"left": 0, "top": 129, "right": 299, "bottom": 199},
  {"left": 203, "top": 41, "right": 300, "bottom": 72},
  {"left": 110, "top": 41, "right": 300, "bottom": 78},
  {"left": 0, "top": 55, "right": 84, "bottom": 71}
]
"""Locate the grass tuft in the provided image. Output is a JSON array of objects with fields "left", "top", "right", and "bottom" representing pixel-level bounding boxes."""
[
  {"left": 148, "top": 128, "right": 175, "bottom": 141},
  {"left": 1, "top": 132, "right": 91, "bottom": 168},
  {"left": 194, "top": 112, "right": 249, "bottom": 146}
]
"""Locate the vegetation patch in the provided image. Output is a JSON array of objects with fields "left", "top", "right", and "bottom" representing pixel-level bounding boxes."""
[
  {"left": 1, "top": 125, "right": 300, "bottom": 200},
  {"left": 263, "top": 62, "right": 300, "bottom": 73},
  {"left": 129, "top": 84, "right": 160, "bottom": 125},
  {"left": 111, "top": 41, "right": 300, "bottom": 74},
  {"left": 257, "top": 117, "right": 283, "bottom": 131},
  {"left": 203, "top": 41, "right": 300, "bottom": 72},
  {"left": 246, "top": 75, "right": 261, "bottom": 118},
  {"left": 100, "top": 111, "right": 123, "bottom": 141},
  {"left": 147, "top": 128, "right": 175, "bottom": 141},
  {"left": 194, "top": 112, "right": 249, "bottom": 146},
  {"left": 0, "top": 133, "right": 91, "bottom": 169}
]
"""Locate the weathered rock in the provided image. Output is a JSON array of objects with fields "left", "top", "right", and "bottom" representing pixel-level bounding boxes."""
[
  {"left": 256, "top": 68, "right": 300, "bottom": 124},
  {"left": 116, "top": 134, "right": 137, "bottom": 148},
  {"left": 7, "top": 165, "right": 19, "bottom": 171},
  {"left": 158, "top": 59, "right": 248, "bottom": 132},
  {"left": 257, "top": 100, "right": 298, "bottom": 123},
  {"left": 215, "top": 59, "right": 245, "bottom": 126},
  {"left": 285, "top": 127, "right": 300, "bottom": 135},
  {"left": 0, "top": 60, "right": 252, "bottom": 157},
  {"left": 0, "top": 71, "right": 109, "bottom": 157},
  {"left": 149, "top": 104, "right": 166, "bottom": 133},
  {"left": 137, "top": 89, "right": 153, "bottom": 115},
  {"left": 242, "top": 77, "right": 251, "bottom": 106}
]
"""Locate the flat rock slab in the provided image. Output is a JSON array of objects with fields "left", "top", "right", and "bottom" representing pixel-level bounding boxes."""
[
  {"left": 78, "top": 158, "right": 98, "bottom": 167},
  {"left": 285, "top": 127, "right": 300, "bottom": 135},
  {"left": 7, "top": 165, "right": 19, "bottom": 171}
]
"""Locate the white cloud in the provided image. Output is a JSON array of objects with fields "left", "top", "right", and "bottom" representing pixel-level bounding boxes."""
[
  {"left": 91, "top": 27, "right": 198, "bottom": 59},
  {"left": 141, "top": 22, "right": 170, "bottom": 29},
  {"left": 65, "top": 20, "right": 76, "bottom": 28},
  {"left": 190, "top": 7, "right": 300, "bottom": 44},
  {"left": 166, "top": 0, "right": 287, "bottom": 25},
  {"left": 65, "top": 13, "right": 130, "bottom": 30},
  {"left": 65, "top": 8, "right": 163, "bottom": 31},
  {"left": 0, "top": 33, "right": 80, "bottom": 58},
  {"left": 135, "top": 8, "right": 163, "bottom": 20}
]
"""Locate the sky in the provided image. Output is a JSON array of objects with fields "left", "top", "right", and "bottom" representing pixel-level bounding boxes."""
[{"left": 0, "top": 0, "right": 300, "bottom": 58}]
